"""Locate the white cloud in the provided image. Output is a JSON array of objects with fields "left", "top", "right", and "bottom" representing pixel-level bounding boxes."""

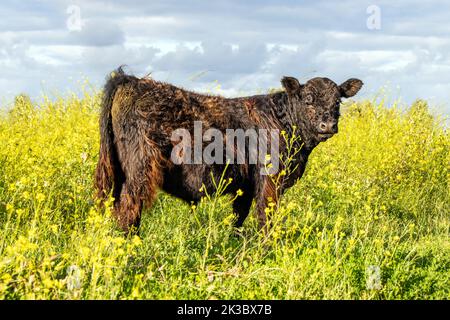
[{"left": 0, "top": 0, "right": 449, "bottom": 114}]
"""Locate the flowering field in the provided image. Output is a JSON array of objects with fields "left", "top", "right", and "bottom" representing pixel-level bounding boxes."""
[{"left": 0, "top": 91, "right": 448, "bottom": 299}]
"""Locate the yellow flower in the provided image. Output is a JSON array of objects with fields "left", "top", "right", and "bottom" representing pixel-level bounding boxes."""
[
  {"left": 222, "top": 214, "right": 235, "bottom": 226},
  {"left": 131, "top": 288, "right": 140, "bottom": 299},
  {"left": 19, "top": 177, "right": 29, "bottom": 185},
  {"left": 2, "top": 273, "right": 12, "bottom": 282},
  {"left": 36, "top": 193, "right": 45, "bottom": 202},
  {"left": 6, "top": 203, "right": 14, "bottom": 212},
  {"left": 42, "top": 278, "right": 54, "bottom": 289},
  {"left": 286, "top": 202, "right": 296, "bottom": 212},
  {"left": 112, "top": 237, "right": 125, "bottom": 246},
  {"left": 132, "top": 235, "right": 142, "bottom": 247},
  {"left": 236, "top": 189, "right": 244, "bottom": 196},
  {"left": 50, "top": 224, "right": 58, "bottom": 234}
]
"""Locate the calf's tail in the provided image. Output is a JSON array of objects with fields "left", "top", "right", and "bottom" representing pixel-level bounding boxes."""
[{"left": 94, "top": 67, "right": 132, "bottom": 203}]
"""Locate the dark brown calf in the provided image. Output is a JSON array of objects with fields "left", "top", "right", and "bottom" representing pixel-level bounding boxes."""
[{"left": 95, "top": 67, "right": 363, "bottom": 234}]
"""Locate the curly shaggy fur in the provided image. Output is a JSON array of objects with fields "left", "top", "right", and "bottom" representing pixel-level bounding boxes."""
[{"left": 95, "top": 67, "right": 363, "bottom": 233}]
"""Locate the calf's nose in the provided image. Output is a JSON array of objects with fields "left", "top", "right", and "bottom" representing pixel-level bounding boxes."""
[{"left": 318, "top": 121, "right": 338, "bottom": 133}]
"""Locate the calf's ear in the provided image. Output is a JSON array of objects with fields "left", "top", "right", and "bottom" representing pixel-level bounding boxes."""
[
  {"left": 281, "top": 76, "right": 302, "bottom": 94},
  {"left": 339, "top": 78, "right": 363, "bottom": 98}
]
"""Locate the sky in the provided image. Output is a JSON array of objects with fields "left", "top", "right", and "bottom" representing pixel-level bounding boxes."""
[{"left": 1, "top": 0, "right": 450, "bottom": 114}]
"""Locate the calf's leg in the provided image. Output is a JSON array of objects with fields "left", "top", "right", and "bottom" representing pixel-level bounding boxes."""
[
  {"left": 114, "top": 142, "right": 164, "bottom": 235},
  {"left": 255, "top": 178, "right": 279, "bottom": 234},
  {"left": 233, "top": 192, "right": 253, "bottom": 228},
  {"left": 114, "top": 183, "right": 143, "bottom": 234}
]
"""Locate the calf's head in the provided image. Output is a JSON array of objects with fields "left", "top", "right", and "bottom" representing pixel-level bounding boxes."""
[{"left": 281, "top": 76, "right": 363, "bottom": 143}]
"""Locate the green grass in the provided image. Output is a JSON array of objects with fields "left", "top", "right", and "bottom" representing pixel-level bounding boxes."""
[{"left": 0, "top": 91, "right": 448, "bottom": 299}]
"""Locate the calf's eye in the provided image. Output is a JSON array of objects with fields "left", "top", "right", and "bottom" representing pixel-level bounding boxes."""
[{"left": 304, "top": 94, "right": 313, "bottom": 104}]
